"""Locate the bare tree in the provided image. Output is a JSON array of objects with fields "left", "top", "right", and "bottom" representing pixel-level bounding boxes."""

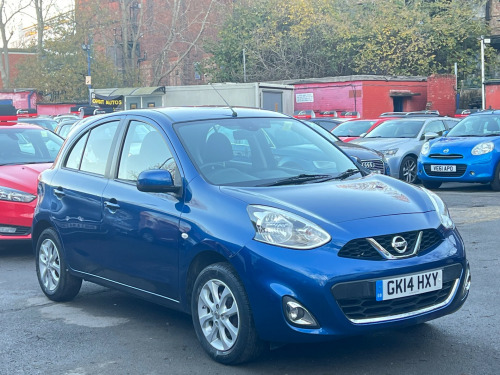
[
  {"left": 150, "top": 0, "right": 224, "bottom": 86},
  {"left": 33, "top": 0, "right": 60, "bottom": 56},
  {"left": 116, "top": 0, "right": 145, "bottom": 85},
  {"left": 0, "top": 0, "right": 31, "bottom": 88}
]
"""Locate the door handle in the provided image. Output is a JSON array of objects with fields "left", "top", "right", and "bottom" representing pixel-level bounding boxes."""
[
  {"left": 53, "top": 188, "right": 65, "bottom": 199},
  {"left": 104, "top": 200, "right": 120, "bottom": 212}
]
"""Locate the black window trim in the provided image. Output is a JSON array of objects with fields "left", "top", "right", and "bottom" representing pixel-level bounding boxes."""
[
  {"left": 112, "top": 114, "right": 184, "bottom": 188},
  {"left": 61, "top": 116, "right": 124, "bottom": 178}
]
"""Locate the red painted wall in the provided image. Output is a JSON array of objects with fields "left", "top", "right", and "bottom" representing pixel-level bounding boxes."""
[
  {"left": 427, "top": 74, "right": 456, "bottom": 117},
  {"left": 293, "top": 76, "right": 457, "bottom": 119},
  {"left": 293, "top": 81, "right": 362, "bottom": 115},
  {"left": 361, "top": 81, "right": 427, "bottom": 118},
  {"left": 37, "top": 103, "right": 78, "bottom": 116},
  {"left": 485, "top": 83, "right": 500, "bottom": 110}
]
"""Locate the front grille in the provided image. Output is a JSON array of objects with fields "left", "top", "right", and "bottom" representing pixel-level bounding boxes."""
[
  {"left": 336, "top": 280, "right": 455, "bottom": 321},
  {"left": 0, "top": 225, "right": 31, "bottom": 236},
  {"left": 331, "top": 264, "right": 462, "bottom": 322},
  {"left": 429, "top": 154, "right": 463, "bottom": 159},
  {"left": 423, "top": 164, "right": 467, "bottom": 177},
  {"left": 338, "top": 229, "right": 442, "bottom": 260},
  {"left": 361, "top": 159, "right": 385, "bottom": 174}
]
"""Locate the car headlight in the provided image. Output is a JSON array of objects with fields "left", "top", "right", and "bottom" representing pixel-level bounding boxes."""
[
  {"left": 0, "top": 186, "right": 36, "bottom": 203},
  {"left": 421, "top": 142, "right": 430, "bottom": 155},
  {"left": 247, "top": 205, "right": 331, "bottom": 249},
  {"left": 381, "top": 148, "right": 398, "bottom": 156},
  {"left": 421, "top": 188, "right": 454, "bottom": 229},
  {"left": 471, "top": 141, "right": 494, "bottom": 156}
]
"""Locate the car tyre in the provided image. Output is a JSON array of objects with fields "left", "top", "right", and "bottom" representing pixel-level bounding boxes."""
[
  {"left": 191, "top": 263, "right": 266, "bottom": 365},
  {"left": 491, "top": 162, "right": 500, "bottom": 191},
  {"left": 399, "top": 156, "right": 418, "bottom": 184},
  {"left": 422, "top": 180, "right": 442, "bottom": 189},
  {"left": 35, "top": 228, "right": 82, "bottom": 301}
]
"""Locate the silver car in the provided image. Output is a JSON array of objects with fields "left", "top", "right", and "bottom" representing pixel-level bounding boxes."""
[{"left": 352, "top": 117, "right": 459, "bottom": 183}]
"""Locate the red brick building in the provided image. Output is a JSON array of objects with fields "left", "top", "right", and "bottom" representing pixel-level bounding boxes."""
[
  {"left": 0, "top": 50, "right": 36, "bottom": 89},
  {"left": 77, "top": 0, "right": 230, "bottom": 87},
  {"left": 285, "top": 74, "right": 457, "bottom": 119}
]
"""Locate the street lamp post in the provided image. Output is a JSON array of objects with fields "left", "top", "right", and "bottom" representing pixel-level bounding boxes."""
[
  {"left": 481, "top": 36, "right": 491, "bottom": 110},
  {"left": 82, "top": 43, "right": 92, "bottom": 105}
]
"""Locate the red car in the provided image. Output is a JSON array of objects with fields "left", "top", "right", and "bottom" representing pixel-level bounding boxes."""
[
  {"left": 0, "top": 121, "right": 63, "bottom": 242},
  {"left": 332, "top": 118, "right": 395, "bottom": 142}
]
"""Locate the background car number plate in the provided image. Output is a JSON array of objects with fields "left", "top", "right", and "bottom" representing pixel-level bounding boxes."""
[
  {"left": 376, "top": 270, "right": 442, "bottom": 301},
  {"left": 431, "top": 165, "right": 456, "bottom": 172}
]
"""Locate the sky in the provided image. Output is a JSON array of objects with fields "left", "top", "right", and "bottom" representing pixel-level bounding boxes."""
[{"left": 5, "top": 0, "right": 74, "bottom": 48}]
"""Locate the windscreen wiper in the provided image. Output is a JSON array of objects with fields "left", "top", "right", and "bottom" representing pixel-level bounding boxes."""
[
  {"left": 332, "top": 168, "right": 362, "bottom": 180},
  {"left": 261, "top": 174, "right": 336, "bottom": 187}
]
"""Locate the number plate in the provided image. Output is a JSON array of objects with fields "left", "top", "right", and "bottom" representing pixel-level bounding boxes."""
[
  {"left": 375, "top": 270, "right": 442, "bottom": 301},
  {"left": 431, "top": 164, "right": 456, "bottom": 172}
]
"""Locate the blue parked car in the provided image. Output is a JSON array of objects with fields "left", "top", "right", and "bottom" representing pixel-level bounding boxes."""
[
  {"left": 33, "top": 107, "right": 470, "bottom": 364},
  {"left": 418, "top": 110, "right": 500, "bottom": 190}
]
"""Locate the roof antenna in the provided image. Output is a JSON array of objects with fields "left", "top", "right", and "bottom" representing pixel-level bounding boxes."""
[{"left": 209, "top": 83, "right": 237, "bottom": 117}]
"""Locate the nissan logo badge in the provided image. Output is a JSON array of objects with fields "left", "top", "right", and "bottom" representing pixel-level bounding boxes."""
[{"left": 391, "top": 236, "right": 408, "bottom": 254}]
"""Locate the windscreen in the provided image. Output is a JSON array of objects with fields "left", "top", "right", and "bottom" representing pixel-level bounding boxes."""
[{"left": 175, "top": 117, "right": 358, "bottom": 186}]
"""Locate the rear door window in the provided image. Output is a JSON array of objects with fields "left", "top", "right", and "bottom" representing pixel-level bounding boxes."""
[{"left": 64, "top": 121, "right": 119, "bottom": 175}]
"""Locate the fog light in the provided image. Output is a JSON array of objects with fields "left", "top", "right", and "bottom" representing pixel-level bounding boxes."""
[
  {"left": 283, "top": 296, "right": 319, "bottom": 328},
  {"left": 0, "top": 226, "right": 17, "bottom": 234},
  {"left": 470, "top": 171, "right": 475, "bottom": 176}
]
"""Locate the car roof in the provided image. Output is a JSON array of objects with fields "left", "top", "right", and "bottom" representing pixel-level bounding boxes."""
[
  {"left": 0, "top": 122, "right": 45, "bottom": 130},
  {"left": 469, "top": 109, "right": 500, "bottom": 116},
  {"left": 85, "top": 106, "right": 289, "bottom": 124}
]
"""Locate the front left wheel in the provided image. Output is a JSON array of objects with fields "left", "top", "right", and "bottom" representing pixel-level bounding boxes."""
[
  {"left": 191, "top": 263, "right": 266, "bottom": 365},
  {"left": 35, "top": 228, "right": 82, "bottom": 302},
  {"left": 399, "top": 156, "right": 418, "bottom": 184}
]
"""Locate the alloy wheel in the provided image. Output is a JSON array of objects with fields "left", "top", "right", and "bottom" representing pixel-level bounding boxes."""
[
  {"left": 38, "top": 238, "right": 61, "bottom": 292},
  {"left": 197, "top": 279, "right": 240, "bottom": 351},
  {"left": 402, "top": 157, "right": 417, "bottom": 183}
]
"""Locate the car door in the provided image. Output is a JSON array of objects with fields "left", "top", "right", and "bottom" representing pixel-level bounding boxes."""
[
  {"left": 100, "top": 117, "right": 183, "bottom": 300},
  {"left": 49, "top": 119, "right": 121, "bottom": 274}
]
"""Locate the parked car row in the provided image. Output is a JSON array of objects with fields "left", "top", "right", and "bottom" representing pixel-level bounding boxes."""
[{"left": 4, "top": 104, "right": 497, "bottom": 365}]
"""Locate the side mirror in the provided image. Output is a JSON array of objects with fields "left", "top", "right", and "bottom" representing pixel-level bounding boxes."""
[
  {"left": 423, "top": 132, "right": 439, "bottom": 141},
  {"left": 137, "top": 169, "right": 181, "bottom": 194},
  {"left": 359, "top": 132, "right": 367, "bottom": 138},
  {"left": 443, "top": 130, "right": 449, "bottom": 137}
]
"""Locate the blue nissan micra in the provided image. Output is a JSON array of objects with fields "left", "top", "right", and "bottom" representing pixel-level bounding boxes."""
[
  {"left": 33, "top": 107, "right": 470, "bottom": 364},
  {"left": 418, "top": 110, "right": 500, "bottom": 190}
]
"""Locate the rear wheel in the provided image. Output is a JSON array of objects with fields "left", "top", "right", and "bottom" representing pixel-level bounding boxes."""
[
  {"left": 191, "top": 263, "right": 266, "bottom": 364},
  {"left": 399, "top": 156, "right": 418, "bottom": 184},
  {"left": 35, "top": 228, "right": 82, "bottom": 302},
  {"left": 422, "top": 180, "right": 442, "bottom": 189},
  {"left": 491, "top": 162, "right": 500, "bottom": 191}
]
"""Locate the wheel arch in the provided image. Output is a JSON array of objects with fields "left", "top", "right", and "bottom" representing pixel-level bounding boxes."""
[
  {"left": 32, "top": 219, "right": 54, "bottom": 254},
  {"left": 184, "top": 251, "right": 229, "bottom": 312}
]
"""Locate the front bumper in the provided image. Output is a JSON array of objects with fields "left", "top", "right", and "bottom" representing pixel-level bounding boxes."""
[
  {"left": 233, "top": 213, "right": 469, "bottom": 343},
  {"left": 0, "top": 201, "right": 34, "bottom": 240},
  {"left": 418, "top": 154, "right": 497, "bottom": 183}
]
